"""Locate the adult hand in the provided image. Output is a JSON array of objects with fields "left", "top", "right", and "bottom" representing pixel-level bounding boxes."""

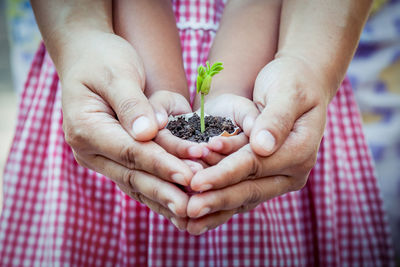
[
  {"left": 185, "top": 57, "right": 331, "bottom": 235},
  {"left": 59, "top": 30, "right": 193, "bottom": 229}
]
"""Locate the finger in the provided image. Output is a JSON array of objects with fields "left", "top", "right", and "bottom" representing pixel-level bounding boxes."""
[
  {"left": 81, "top": 154, "right": 189, "bottom": 217},
  {"left": 200, "top": 150, "right": 225, "bottom": 166},
  {"left": 203, "top": 94, "right": 259, "bottom": 136},
  {"left": 190, "top": 145, "right": 259, "bottom": 192},
  {"left": 251, "top": 71, "right": 313, "bottom": 156},
  {"left": 149, "top": 90, "right": 192, "bottom": 128},
  {"left": 188, "top": 158, "right": 210, "bottom": 169},
  {"left": 187, "top": 176, "right": 290, "bottom": 219},
  {"left": 118, "top": 188, "right": 187, "bottom": 231},
  {"left": 191, "top": 105, "right": 325, "bottom": 191},
  {"left": 140, "top": 195, "right": 188, "bottom": 231},
  {"left": 102, "top": 78, "right": 159, "bottom": 141},
  {"left": 183, "top": 159, "right": 204, "bottom": 174},
  {"left": 155, "top": 129, "right": 207, "bottom": 159},
  {"left": 186, "top": 210, "right": 235, "bottom": 235},
  {"left": 68, "top": 113, "right": 193, "bottom": 185},
  {"left": 207, "top": 133, "right": 248, "bottom": 155}
]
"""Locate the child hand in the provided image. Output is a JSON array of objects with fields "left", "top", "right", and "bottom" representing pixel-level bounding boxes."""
[
  {"left": 149, "top": 90, "right": 207, "bottom": 160},
  {"left": 185, "top": 57, "right": 331, "bottom": 234},
  {"left": 197, "top": 94, "right": 259, "bottom": 166},
  {"left": 150, "top": 92, "right": 258, "bottom": 168}
]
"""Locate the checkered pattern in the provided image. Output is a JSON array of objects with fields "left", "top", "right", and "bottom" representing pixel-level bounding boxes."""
[{"left": 0, "top": 0, "right": 395, "bottom": 266}]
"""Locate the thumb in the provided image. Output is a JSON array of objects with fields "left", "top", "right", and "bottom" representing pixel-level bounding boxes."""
[
  {"left": 149, "top": 90, "right": 192, "bottom": 128},
  {"left": 227, "top": 96, "right": 259, "bottom": 137},
  {"left": 105, "top": 78, "right": 159, "bottom": 142},
  {"left": 203, "top": 94, "right": 259, "bottom": 137},
  {"left": 250, "top": 77, "right": 305, "bottom": 157}
]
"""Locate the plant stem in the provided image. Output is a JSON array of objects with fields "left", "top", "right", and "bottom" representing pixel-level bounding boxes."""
[{"left": 200, "top": 93, "right": 205, "bottom": 133}]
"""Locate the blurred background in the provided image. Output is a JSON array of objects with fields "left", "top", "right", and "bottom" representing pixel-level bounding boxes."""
[
  {"left": 0, "top": 0, "right": 40, "bottom": 215},
  {"left": 0, "top": 0, "right": 399, "bottom": 263}
]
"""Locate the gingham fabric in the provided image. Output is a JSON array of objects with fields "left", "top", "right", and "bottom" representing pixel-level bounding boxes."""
[{"left": 0, "top": 0, "right": 395, "bottom": 266}]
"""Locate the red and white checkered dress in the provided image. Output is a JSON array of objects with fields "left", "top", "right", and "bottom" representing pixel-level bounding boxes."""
[{"left": 0, "top": 0, "right": 395, "bottom": 266}]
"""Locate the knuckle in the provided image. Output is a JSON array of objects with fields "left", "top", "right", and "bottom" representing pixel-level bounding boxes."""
[
  {"left": 132, "top": 192, "right": 144, "bottom": 204},
  {"left": 152, "top": 202, "right": 165, "bottom": 216},
  {"left": 64, "top": 123, "right": 86, "bottom": 148},
  {"left": 137, "top": 193, "right": 145, "bottom": 204},
  {"left": 236, "top": 203, "right": 257, "bottom": 214},
  {"left": 120, "top": 145, "right": 137, "bottom": 170},
  {"left": 267, "top": 110, "right": 293, "bottom": 136},
  {"left": 303, "top": 152, "right": 318, "bottom": 172},
  {"left": 217, "top": 194, "right": 230, "bottom": 210},
  {"left": 72, "top": 153, "right": 88, "bottom": 169},
  {"left": 290, "top": 85, "right": 309, "bottom": 106},
  {"left": 290, "top": 175, "right": 309, "bottom": 192},
  {"left": 150, "top": 156, "right": 165, "bottom": 178},
  {"left": 290, "top": 137, "right": 318, "bottom": 172},
  {"left": 287, "top": 157, "right": 315, "bottom": 192},
  {"left": 245, "top": 182, "right": 264, "bottom": 206},
  {"left": 150, "top": 186, "right": 161, "bottom": 203},
  {"left": 122, "top": 169, "right": 139, "bottom": 191},
  {"left": 117, "top": 98, "right": 142, "bottom": 117},
  {"left": 244, "top": 148, "right": 261, "bottom": 179},
  {"left": 98, "top": 65, "right": 117, "bottom": 92},
  {"left": 238, "top": 147, "right": 262, "bottom": 180}
]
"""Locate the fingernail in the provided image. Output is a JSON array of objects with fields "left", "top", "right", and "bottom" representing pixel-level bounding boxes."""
[
  {"left": 132, "top": 116, "right": 151, "bottom": 137},
  {"left": 168, "top": 203, "right": 177, "bottom": 215},
  {"left": 188, "top": 146, "right": 202, "bottom": 158},
  {"left": 171, "top": 217, "right": 184, "bottom": 231},
  {"left": 198, "top": 183, "right": 212, "bottom": 192},
  {"left": 156, "top": 112, "right": 166, "bottom": 127},
  {"left": 211, "top": 139, "right": 223, "bottom": 150},
  {"left": 255, "top": 130, "right": 275, "bottom": 153},
  {"left": 171, "top": 173, "right": 186, "bottom": 185},
  {"left": 189, "top": 164, "right": 201, "bottom": 174},
  {"left": 202, "top": 147, "right": 209, "bottom": 157},
  {"left": 198, "top": 227, "right": 208, "bottom": 235},
  {"left": 196, "top": 207, "right": 210, "bottom": 218}
]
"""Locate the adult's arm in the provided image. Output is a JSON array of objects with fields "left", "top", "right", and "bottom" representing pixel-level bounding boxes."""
[
  {"left": 30, "top": 0, "right": 194, "bottom": 229},
  {"left": 186, "top": 0, "right": 372, "bottom": 235}
]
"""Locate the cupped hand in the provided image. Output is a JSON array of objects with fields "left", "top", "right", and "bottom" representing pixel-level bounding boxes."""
[
  {"left": 196, "top": 94, "right": 259, "bottom": 165},
  {"left": 152, "top": 93, "right": 259, "bottom": 168},
  {"left": 185, "top": 56, "right": 332, "bottom": 235},
  {"left": 59, "top": 30, "right": 193, "bottom": 229},
  {"left": 150, "top": 90, "right": 209, "bottom": 163}
]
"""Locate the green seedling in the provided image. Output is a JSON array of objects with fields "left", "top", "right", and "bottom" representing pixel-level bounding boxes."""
[{"left": 196, "top": 61, "right": 224, "bottom": 133}]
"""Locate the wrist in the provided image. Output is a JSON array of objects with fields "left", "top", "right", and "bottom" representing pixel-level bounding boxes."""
[
  {"left": 144, "top": 67, "right": 190, "bottom": 101},
  {"left": 49, "top": 30, "right": 113, "bottom": 81},
  {"left": 274, "top": 52, "right": 341, "bottom": 104},
  {"left": 192, "top": 72, "right": 253, "bottom": 109},
  {"left": 32, "top": 1, "right": 113, "bottom": 76}
]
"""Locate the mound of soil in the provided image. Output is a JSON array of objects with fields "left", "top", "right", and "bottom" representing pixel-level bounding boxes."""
[{"left": 166, "top": 113, "right": 237, "bottom": 143}]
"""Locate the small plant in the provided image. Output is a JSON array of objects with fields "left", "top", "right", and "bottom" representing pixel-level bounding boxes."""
[{"left": 196, "top": 61, "right": 224, "bottom": 133}]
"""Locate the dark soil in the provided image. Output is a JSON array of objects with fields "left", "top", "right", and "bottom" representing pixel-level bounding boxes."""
[{"left": 166, "top": 113, "right": 237, "bottom": 143}]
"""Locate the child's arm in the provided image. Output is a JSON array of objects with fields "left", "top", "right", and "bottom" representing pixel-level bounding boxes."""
[
  {"left": 115, "top": 0, "right": 214, "bottom": 162},
  {"left": 113, "top": 0, "right": 189, "bottom": 100},
  {"left": 194, "top": 0, "right": 281, "bottom": 105},
  {"left": 188, "top": 0, "right": 280, "bottom": 157}
]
